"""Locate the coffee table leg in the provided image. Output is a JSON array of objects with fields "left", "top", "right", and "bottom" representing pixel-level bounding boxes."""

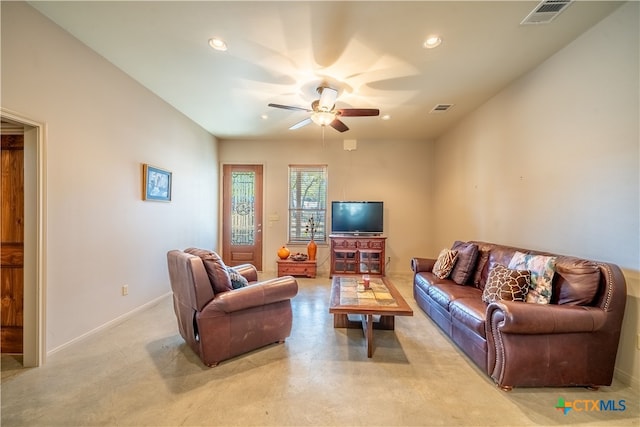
[
  {"left": 361, "top": 314, "right": 374, "bottom": 358},
  {"left": 334, "top": 313, "right": 349, "bottom": 328}
]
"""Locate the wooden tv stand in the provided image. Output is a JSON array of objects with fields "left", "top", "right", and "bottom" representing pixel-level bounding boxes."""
[{"left": 329, "top": 234, "right": 386, "bottom": 277}]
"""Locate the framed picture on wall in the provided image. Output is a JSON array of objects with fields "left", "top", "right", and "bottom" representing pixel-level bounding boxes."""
[{"left": 143, "top": 164, "right": 172, "bottom": 202}]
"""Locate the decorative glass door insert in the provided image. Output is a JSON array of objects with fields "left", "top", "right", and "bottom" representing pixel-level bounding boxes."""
[{"left": 222, "top": 165, "right": 263, "bottom": 269}]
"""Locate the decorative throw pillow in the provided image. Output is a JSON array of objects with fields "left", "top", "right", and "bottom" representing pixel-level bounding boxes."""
[
  {"left": 226, "top": 266, "right": 249, "bottom": 289},
  {"left": 449, "top": 241, "right": 479, "bottom": 285},
  {"left": 508, "top": 251, "right": 557, "bottom": 304},
  {"left": 433, "top": 248, "right": 459, "bottom": 279},
  {"left": 184, "top": 248, "right": 233, "bottom": 294},
  {"left": 482, "top": 264, "right": 531, "bottom": 303}
]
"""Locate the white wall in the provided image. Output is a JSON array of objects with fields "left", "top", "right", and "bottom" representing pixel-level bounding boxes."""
[
  {"left": 432, "top": 2, "right": 639, "bottom": 386},
  {"left": 1, "top": 2, "right": 219, "bottom": 352},
  {"left": 219, "top": 137, "right": 434, "bottom": 276}
]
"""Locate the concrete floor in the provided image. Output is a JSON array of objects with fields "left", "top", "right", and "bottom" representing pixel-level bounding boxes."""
[{"left": 2, "top": 274, "right": 638, "bottom": 426}]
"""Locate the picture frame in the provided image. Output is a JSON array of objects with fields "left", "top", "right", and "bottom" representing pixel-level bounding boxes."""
[{"left": 143, "top": 164, "right": 172, "bottom": 202}]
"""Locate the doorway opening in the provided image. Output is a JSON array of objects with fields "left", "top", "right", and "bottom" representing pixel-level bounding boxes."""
[{"left": 1, "top": 109, "right": 46, "bottom": 368}]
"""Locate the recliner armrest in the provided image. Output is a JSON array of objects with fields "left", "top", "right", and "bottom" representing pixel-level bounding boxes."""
[
  {"left": 205, "top": 276, "right": 298, "bottom": 314},
  {"left": 232, "top": 263, "right": 259, "bottom": 282}
]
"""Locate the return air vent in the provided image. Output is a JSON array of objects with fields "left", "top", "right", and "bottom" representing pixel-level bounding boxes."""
[
  {"left": 429, "top": 104, "right": 454, "bottom": 114},
  {"left": 521, "top": 0, "right": 573, "bottom": 25}
]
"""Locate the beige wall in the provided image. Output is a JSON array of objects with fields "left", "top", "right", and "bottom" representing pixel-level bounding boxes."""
[
  {"left": 432, "top": 2, "right": 639, "bottom": 386},
  {"left": 1, "top": 2, "right": 219, "bottom": 352},
  {"left": 219, "top": 138, "right": 434, "bottom": 276}
]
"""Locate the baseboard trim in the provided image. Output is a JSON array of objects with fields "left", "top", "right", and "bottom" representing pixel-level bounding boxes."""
[
  {"left": 614, "top": 366, "right": 639, "bottom": 389},
  {"left": 47, "top": 292, "right": 172, "bottom": 357}
]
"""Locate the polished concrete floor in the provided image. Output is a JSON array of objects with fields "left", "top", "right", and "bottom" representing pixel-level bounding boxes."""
[{"left": 2, "top": 274, "right": 638, "bottom": 426}]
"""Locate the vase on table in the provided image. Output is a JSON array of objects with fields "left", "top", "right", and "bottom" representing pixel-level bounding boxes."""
[
  {"left": 277, "top": 246, "right": 290, "bottom": 260},
  {"left": 307, "top": 239, "right": 317, "bottom": 261}
]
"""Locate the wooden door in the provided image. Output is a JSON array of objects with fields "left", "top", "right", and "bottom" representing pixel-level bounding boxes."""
[
  {"left": 1, "top": 135, "right": 24, "bottom": 354},
  {"left": 222, "top": 165, "right": 263, "bottom": 270}
]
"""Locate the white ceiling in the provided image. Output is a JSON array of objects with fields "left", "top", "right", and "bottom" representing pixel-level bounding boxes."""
[{"left": 29, "top": 1, "right": 623, "bottom": 141}]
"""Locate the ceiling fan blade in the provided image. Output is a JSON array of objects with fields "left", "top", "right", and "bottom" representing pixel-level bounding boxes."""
[
  {"left": 330, "top": 119, "right": 349, "bottom": 133},
  {"left": 337, "top": 108, "right": 380, "bottom": 117},
  {"left": 289, "top": 117, "right": 313, "bottom": 130},
  {"left": 268, "top": 103, "right": 312, "bottom": 112},
  {"left": 318, "top": 87, "right": 338, "bottom": 111}
]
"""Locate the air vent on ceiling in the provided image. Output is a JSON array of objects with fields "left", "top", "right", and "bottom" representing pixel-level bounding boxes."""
[
  {"left": 521, "top": 0, "right": 573, "bottom": 25},
  {"left": 429, "top": 104, "right": 454, "bottom": 114}
]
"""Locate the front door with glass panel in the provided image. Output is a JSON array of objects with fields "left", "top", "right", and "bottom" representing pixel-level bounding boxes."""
[{"left": 222, "top": 164, "right": 263, "bottom": 270}]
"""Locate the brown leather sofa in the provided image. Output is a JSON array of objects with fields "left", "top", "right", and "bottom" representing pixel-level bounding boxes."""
[
  {"left": 167, "top": 248, "right": 298, "bottom": 367},
  {"left": 411, "top": 241, "right": 627, "bottom": 390}
]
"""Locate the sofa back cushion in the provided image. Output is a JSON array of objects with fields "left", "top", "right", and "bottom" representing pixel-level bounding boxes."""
[
  {"left": 473, "top": 244, "right": 516, "bottom": 290},
  {"left": 552, "top": 259, "right": 601, "bottom": 305},
  {"left": 469, "top": 241, "right": 603, "bottom": 307},
  {"left": 184, "top": 248, "right": 233, "bottom": 294}
]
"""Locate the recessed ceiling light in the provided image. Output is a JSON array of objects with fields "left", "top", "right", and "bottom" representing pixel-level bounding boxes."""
[
  {"left": 208, "top": 37, "right": 228, "bottom": 51},
  {"left": 381, "top": 114, "right": 391, "bottom": 120},
  {"left": 260, "top": 114, "right": 268, "bottom": 120},
  {"left": 423, "top": 35, "right": 442, "bottom": 49}
]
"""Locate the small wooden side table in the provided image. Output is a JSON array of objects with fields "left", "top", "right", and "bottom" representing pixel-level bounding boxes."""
[{"left": 277, "top": 258, "right": 317, "bottom": 278}]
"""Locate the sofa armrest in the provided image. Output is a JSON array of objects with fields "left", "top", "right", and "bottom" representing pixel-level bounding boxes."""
[
  {"left": 487, "top": 301, "right": 607, "bottom": 335},
  {"left": 232, "top": 263, "right": 258, "bottom": 282},
  {"left": 205, "top": 276, "right": 298, "bottom": 314},
  {"left": 411, "top": 257, "right": 436, "bottom": 273}
]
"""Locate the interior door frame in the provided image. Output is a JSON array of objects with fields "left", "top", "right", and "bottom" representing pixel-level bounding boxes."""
[
  {"left": 220, "top": 163, "right": 264, "bottom": 270},
  {"left": 1, "top": 108, "right": 46, "bottom": 367}
]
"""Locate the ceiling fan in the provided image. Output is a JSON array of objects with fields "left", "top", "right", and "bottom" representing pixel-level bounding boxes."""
[{"left": 268, "top": 86, "right": 380, "bottom": 133}]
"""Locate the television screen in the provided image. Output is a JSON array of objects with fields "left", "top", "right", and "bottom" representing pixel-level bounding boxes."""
[{"left": 331, "top": 201, "right": 383, "bottom": 235}]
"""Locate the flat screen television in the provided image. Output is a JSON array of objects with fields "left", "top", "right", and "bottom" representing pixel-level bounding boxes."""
[{"left": 331, "top": 201, "right": 383, "bottom": 235}]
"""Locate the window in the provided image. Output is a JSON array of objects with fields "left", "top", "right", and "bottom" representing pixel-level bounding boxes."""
[{"left": 288, "top": 165, "right": 327, "bottom": 243}]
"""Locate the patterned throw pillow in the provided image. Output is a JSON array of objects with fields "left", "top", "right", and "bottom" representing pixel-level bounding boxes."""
[
  {"left": 482, "top": 264, "right": 531, "bottom": 303},
  {"left": 508, "top": 251, "right": 557, "bottom": 304},
  {"left": 226, "top": 266, "right": 249, "bottom": 289},
  {"left": 433, "top": 248, "right": 459, "bottom": 279}
]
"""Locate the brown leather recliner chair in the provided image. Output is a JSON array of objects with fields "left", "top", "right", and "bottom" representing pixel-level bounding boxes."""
[{"left": 167, "top": 248, "right": 298, "bottom": 367}]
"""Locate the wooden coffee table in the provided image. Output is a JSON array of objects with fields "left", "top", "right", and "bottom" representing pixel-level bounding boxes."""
[{"left": 329, "top": 276, "right": 413, "bottom": 357}]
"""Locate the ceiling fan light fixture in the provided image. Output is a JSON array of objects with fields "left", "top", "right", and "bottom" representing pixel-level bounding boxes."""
[
  {"left": 311, "top": 111, "right": 335, "bottom": 126},
  {"left": 208, "top": 37, "right": 228, "bottom": 51},
  {"left": 423, "top": 35, "right": 442, "bottom": 49}
]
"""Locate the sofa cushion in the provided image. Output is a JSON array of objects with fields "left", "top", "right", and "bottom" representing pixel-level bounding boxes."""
[
  {"left": 433, "top": 248, "right": 458, "bottom": 279},
  {"left": 414, "top": 272, "right": 433, "bottom": 294},
  {"left": 227, "top": 266, "right": 249, "bottom": 289},
  {"left": 508, "top": 251, "right": 556, "bottom": 304},
  {"left": 473, "top": 248, "right": 491, "bottom": 289},
  {"left": 450, "top": 241, "right": 479, "bottom": 285},
  {"left": 553, "top": 260, "right": 601, "bottom": 305},
  {"left": 427, "top": 281, "right": 481, "bottom": 310},
  {"left": 474, "top": 246, "right": 516, "bottom": 290},
  {"left": 482, "top": 264, "right": 530, "bottom": 303},
  {"left": 450, "top": 298, "right": 487, "bottom": 338},
  {"left": 184, "top": 248, "right": 233, "bottom": 294}
]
